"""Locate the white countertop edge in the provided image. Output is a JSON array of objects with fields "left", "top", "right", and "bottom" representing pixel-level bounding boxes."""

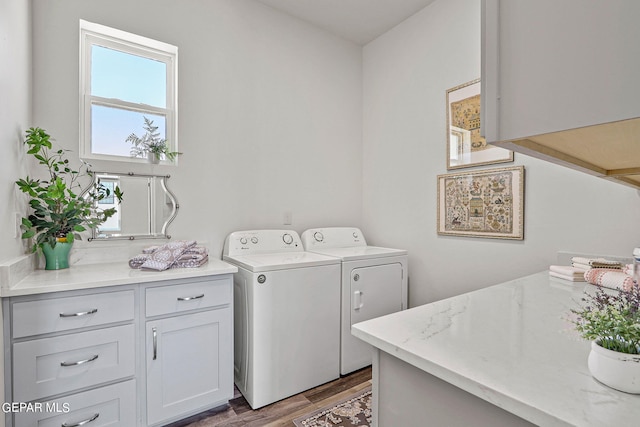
[
  {"left": 352, "top": 323, "right": 568, "bottom": 427},
  {"left": 1, "top": 258, "right": 238, "bottom": 297}
]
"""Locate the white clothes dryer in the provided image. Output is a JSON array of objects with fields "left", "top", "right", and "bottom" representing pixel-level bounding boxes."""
[
  {"left": 301, "top": 227, "right": 408, "bottom": 375},
  {"left": 222, "top": 230, "right": 340, "bottom": 409}
]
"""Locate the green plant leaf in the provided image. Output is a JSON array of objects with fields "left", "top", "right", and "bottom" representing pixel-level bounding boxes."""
[{"left": 21, "top": 230, "right": 35, "bottom": 239}]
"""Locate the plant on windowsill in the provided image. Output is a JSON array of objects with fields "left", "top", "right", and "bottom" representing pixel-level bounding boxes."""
[
  {"left": 569, "top": 284, "right": 640, "bottom": 393},
  {"left": 127, "top": 116, "right": 181, "bottom": 164},
  {"left": 15, "top": 127, "right": 123, "bottom": 270}
]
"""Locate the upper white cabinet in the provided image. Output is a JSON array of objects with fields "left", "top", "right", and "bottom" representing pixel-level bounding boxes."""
[{"left": 481, "top": 0, "right": 640, "bottom": 188}]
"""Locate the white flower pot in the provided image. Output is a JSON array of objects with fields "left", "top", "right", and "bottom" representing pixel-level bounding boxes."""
[
  {"left": 148, "top": 152, "right": 160, "bottom": 164},
  {"left": 588, "top": 341, "right": 640, "bottom": 394}
]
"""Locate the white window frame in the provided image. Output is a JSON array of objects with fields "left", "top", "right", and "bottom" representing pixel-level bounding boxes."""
[{"left": 79, "top": 20, "right": 178, "bottom": 163}]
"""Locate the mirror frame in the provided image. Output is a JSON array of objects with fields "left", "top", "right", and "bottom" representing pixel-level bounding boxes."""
[{"left": 83, "top": 171, "right": 179, "bottom": 241}]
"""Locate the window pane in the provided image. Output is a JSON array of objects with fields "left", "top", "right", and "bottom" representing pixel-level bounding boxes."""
[
  {"left": 91, "top": 104, "right": 166, "bottom": 158},
  {"left": 91, "top": 45, "right": 167, "bottom": 108}
]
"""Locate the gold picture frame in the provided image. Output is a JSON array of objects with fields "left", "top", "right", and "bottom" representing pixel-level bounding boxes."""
[
  {"left": 446, "top": 79, "right": 513, "bottom": 170},
  {"left": 437, "top": 166, "right": 524, "bottom": 240}
]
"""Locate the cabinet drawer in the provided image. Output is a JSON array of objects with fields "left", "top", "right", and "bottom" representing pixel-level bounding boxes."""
[
  {"left": 146, "top": 278, "right": 231, "bottom": 317},
  {"left": 12, "top": 290, "right": 134, "bottom": 338},
  {"left": 13, "top": 379, "right": 136, "bottom": 427},
  {"left": 13, "top": 324, "right": 135, "bottom": 401}
]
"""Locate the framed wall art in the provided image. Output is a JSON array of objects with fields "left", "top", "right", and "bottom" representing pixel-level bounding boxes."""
[
  {"left": 437, "top": 166, "right": 524, "bottom": 240},
  {"left": 446, "top": 79, "right": 513, "bottom": 170}
]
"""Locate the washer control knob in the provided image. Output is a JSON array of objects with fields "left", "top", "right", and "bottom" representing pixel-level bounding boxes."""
[
  {"left": 353, "top": 274, "right": 360, "bottom": 281},
  {"left": 251, "top": 237, "right": 259, "bottom": 244},
  {"left": 282, "top": 233, "right": 294, "bottom": 245},
  {"left": 314, "top": 232, "right": 324, "bottom": 242},
  {"left": 239, "top": 237, "right": 248, "bottom": 245},
  {"left": 257, "top": 274, "right": 266, "bottom": 284},
  {"left": 352, "top": 231, "right": 359, "bottom": 239}
]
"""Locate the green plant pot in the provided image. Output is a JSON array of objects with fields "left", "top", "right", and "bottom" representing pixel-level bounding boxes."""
[{"left": 42, "top": 241, "right": 73, "bottom": 270}]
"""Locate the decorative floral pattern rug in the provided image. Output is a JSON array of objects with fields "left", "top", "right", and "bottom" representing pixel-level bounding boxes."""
[{"left": 293, "top": 387, "right": 372, "bottom": 427}]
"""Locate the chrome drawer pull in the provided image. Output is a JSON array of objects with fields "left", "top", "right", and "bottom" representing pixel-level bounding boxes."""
[
  {"left": 60, "top": 354, "right": 99, "bottom": 367},
  {"left": 152, "top": 327, "right": 158, "bottom": 360},
  {"left": 59, "top": 308, "right": 98, "bottom": 318},
  {"left": 177, "top": 293, "right": 204, "bottom": 301},
  {"left": 62, "top": 413, "right": 99, "bottom": 427}
]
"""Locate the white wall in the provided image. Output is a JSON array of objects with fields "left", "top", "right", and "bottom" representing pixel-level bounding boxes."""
[
  {"left": 0, "top": 0, "right": 30, "bottom": 420},
  {"left": 29, "top": 0, "right": 363, "bottom": 257},
  {"left": 362, "top": 0, "right": 640, "bottom": 306},
  {"left": 0, "top": 0, "right": 31, "bottom": 264}
]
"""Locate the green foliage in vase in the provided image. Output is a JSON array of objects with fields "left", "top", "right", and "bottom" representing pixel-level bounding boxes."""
[
  {"left": 126, "top": 116, "right": 181, "bottom": 162},
  {"left": 15, "top": 127, "right": 123, "bottom": 251},
  {"left": 571, "top": 285, "right": 640, "bottom": 354}
]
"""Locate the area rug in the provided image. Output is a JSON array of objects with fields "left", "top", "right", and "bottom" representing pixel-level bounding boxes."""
[{"left": 293, "top": 386, "right": 372, "bottom": 427}]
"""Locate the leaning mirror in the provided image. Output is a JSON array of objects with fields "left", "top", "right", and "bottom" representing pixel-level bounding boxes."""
[{"left": 84, "top": 172, "right": 178, "bottom": 240}]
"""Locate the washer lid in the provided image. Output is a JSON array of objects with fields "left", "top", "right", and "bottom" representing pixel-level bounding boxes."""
[
  {"left": 307, "top": 246, "right": 407, "bottom": 261},
  {"left": 223, "top": 251, "right": 340, "bottom": 272}
]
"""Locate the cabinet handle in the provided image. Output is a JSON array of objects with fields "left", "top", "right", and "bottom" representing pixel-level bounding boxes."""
[
  {"left": 60, "top": 354, "right": 99, "bottom": 367},
  {"left": 177, "top": 293, "right": 204, "bottom": 301},
  {"left": 61, "top": 413, "right": 99, "bottom": 427},
  {"left": 59, "top": 308, "right": 98, "bottom": 318},
  {"left": 153, "top": 327, "right": 158, "bottom": 360}
]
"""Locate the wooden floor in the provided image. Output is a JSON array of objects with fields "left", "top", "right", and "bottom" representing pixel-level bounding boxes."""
[{"left": 166, "top": 366, "right": 372, "bottom": 427}]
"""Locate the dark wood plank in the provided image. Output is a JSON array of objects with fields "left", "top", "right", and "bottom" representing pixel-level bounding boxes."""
[
  {"left": 171, "top": 366, "right": 372, "bottom": 426},
  {"left": 304, "top": 367, "right": 372, "bottom": 403}
]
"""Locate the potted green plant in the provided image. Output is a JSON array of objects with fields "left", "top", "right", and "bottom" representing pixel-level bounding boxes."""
[
  {"left": 126, "top": 116, "right": 180, "bottom": 163},
  {"left": 570, "top": 285, "right": 640, "bottom": 393},
  {"left": 15, "top": 127, "right": 122, "bottom": 270}
]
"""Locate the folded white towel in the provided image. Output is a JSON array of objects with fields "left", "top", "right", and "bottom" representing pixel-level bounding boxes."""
[
  {"left": 571, "top": 262, "right": 591, "bottom": 272},
  {"left": 623, "top": 263, "right": 635, "bottom": 277},
  {"left": 584, "top": 269, "right": 635, "bottom": 291},
  {"left": 549, "top": 271, "right": 586, "bottom": 282},
  {"left": 549, "top": 265, "right": 585, "bottom": 277},
  {"left": 570, "top": 257, "right": 622, "bottom": 269}
]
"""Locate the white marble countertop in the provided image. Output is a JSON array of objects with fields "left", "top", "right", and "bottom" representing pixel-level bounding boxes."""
[
  {"left": 352, "top": 271, "right": 640, "bottom": 426},
  {"left": 1, "top": 258, "right": 237, "bottom": 297}
]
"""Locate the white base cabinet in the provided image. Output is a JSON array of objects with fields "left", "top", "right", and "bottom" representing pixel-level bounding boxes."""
[
  {"left": 145, "top": 280, "right": 233, "bottom": 426},
  {"left": 3, "top": 274, "right": 234, "bottom": 427}
]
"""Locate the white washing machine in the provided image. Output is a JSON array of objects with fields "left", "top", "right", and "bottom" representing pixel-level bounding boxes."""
[
  {"left": 301, "top": 227, "right": 408, "bottom": 375},
  {"left": 222, "top": 229, "right": 341, "bottom": 409}
]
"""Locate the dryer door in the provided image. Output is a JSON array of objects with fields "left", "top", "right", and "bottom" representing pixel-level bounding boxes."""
[{"left": 350, "top": 263, "right": 403, "bottom": 326}]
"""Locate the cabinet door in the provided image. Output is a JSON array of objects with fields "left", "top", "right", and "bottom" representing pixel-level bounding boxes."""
[
  {"left": 146, "top": 308, "right": 232, "bottom": 426},
  {"left": 482, "top": 0, "right": 640, "bottom": 143}
]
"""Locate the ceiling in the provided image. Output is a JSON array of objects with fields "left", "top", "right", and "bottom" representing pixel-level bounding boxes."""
[{"left": 255, "top": 0, "right": 438, "bottom": 45}]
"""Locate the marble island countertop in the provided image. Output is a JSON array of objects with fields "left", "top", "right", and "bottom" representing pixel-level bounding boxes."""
[
  {"left": 0, "top": 257, "right": 237, "bottom": 297},
  {"left": 352, "top": 271, "right": 640, "bottom": 426}
]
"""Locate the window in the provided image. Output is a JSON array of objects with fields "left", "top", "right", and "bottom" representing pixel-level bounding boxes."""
[{"left": 79, "top": 20, "right": 178, "bottom": 162}]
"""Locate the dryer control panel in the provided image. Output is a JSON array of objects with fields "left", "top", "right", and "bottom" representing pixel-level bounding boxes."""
[
  {"left": 301, "top": 227, "right": 367, "bottom": 249},
  {"left": 223, "top": 229, "right": 303, "bottom": 256}
]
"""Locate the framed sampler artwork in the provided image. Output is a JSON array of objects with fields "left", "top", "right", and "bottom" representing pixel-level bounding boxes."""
[
  {"left": 446, "top": 79, "right": 513, "bottom": 170},
  {"left": 437, "top": 166, "right": 524, "bottom": 240}
]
